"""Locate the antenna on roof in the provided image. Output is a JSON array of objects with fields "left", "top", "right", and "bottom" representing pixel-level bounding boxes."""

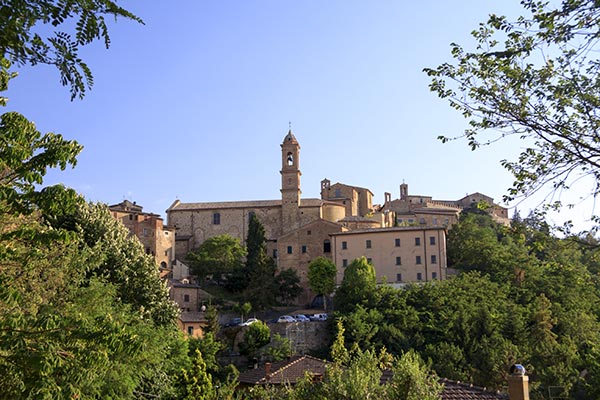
[{"left": 289, "top": 121, "right": 292, "bottom": 131}]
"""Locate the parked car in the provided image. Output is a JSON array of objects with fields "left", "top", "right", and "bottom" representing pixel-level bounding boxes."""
[
  {"left": 240, "top": 318, "right": 260, "bottom": 326},
  {"left": 277, "top": 315, "right": 296, "bottom": 323},
  {"left": 309, "top": 313, "right": 328, "bottom": 321},
  {"left": 292, "top": 314, "right": 310, "bottom": 322}
]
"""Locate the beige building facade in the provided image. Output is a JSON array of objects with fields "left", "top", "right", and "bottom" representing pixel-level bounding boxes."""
[
  {"left": 109, "top": 200, "right": 175, "bottom": 270},
  {"left": 167, "top": 131, "right": 353, "bottom": 304},
  {"left": 165, "top": 130, "right": 505, "bottom": 305},
  {"left": 381, "top": 183, "right": 509, "bottom": 228},
  {"left": 331, "top": 227, "right": 447, "bottom": 286}
]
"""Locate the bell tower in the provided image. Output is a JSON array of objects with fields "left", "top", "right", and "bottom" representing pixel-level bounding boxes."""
[{"left": 281, "top": 130, "right": 301, "bottom": 233}]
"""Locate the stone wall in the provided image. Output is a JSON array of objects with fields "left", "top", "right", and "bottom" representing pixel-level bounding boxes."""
[{"left": 270, "top": 321, "right": 330, "bottom": 355}]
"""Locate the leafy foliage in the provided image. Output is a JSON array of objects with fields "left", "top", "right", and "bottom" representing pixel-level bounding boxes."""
[
  {"left": 0, "top": 0, "right": 142, "bottom": 99},
  {"left": 186, "top": 234, "right": 246, "bottom": 284},
  {"left": 335, "top": 256, "right": 377, "bottom": 313},
  {"left": 239, "top": 321, "right": 271, "bottom": 358},
  {"left": 334, "top": 212, "right": 600, "bottom": 398},
  {"left": 274, "top": 267, "right": 303, "bottom": 304},
  {"left": 308, "top": 256, "right": 336, "bottom": 310},
  {"left": 425, "top": 0, "right": 600, "bottom": 216}
]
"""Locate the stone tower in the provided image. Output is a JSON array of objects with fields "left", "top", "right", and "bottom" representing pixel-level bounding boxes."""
[{"left": 280, "top": 130, "right": 301, "bottom": 233}]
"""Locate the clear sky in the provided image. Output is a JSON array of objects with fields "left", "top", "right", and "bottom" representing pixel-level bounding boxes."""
[{"left": 6, "top": 1, "right": 593, "bottom": 229}]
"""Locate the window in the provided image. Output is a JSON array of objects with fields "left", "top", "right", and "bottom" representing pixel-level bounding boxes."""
[
  {"left": 416, "top": 255, "right": 422, "bottom": 264},
  {"left": 430, "top": 236, "right": 436, "bottom": 245},
  {"left": 143, "top": 228, "right": 148, "bottom": 237},
  {"left": 367, "top": 258, "right": 372, "bottom": 264},
  {"left": 395, "top": 238, "right": 401, "bottom": 247},
  {"left": 145, "top": 247, "right": 150, "bottom": 254},
  {"left": 302, "top": 245, "right": 307, "bottom": 253},
  {"left": 395, "top": 256, "right": 402, "bottom": 265},
  {"left": 184, "top": 294, "right": 190, "bottom": 302},
  {"left": 342, "top": 241, "right": 347, "bottom": 250},
  {"left": 273, "top": 249, "right": 278, "bottom": 258},
  {"left": 408, "top": 218, "right": 414, "bottom": 224},
  {"left": 213, "top": 212, "right": 220, "bottom": 225},
  {"left": 433, "top": 218, "right": 438, "bottom": 226},
  {"left": 307, "top": 230, "right": 312, "bottom": 235},
  {"left": 287, "top": 152, "right": 294, "bottom": 166},
  {"left": 396, "top": 273, "right": 402, "bottom": 282},
  {"left": 287, "top": 246, "right": 293, "bottom": 254},
  {"left": 335, "top": 188, "right": 341, "bottom": 197},
  {"left": 342, "top": 259, "right": 348, "bottom": 267},
  {"left": 187, "top": 326, "right": 194, "bottom": 335},
  {"left": 419, "top": 218, "right": 426, "bottom": 225},
  {"left": 417, "top": 272, "right": 422, "bottom": 281},
  {"left": 324, "top": 240, "right": 331, "bottom": 253},
  {"left": 431, "top": 255, "right": 437, "bottom": 264},
  {"left": 397, "top": 218, "right": 403, "bottom": 225},
  {"left": 129, "top": 214, "right": 133, "bottom": 220},
  {"left": 415, "top": 237, "right": 421, "bottom": 246},
  {"left": 366, "top": 240, "right": 372, "bottom": 249},
  {"left": 432, "top": 272, "right": 438, "bottom": 280}
]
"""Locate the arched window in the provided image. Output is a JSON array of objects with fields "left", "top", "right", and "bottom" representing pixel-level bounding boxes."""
[{"left": 287, "top": 152, "right": 294, "bottom": 166}]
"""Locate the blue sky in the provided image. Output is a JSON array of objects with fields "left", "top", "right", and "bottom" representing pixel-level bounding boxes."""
[{"left": 6, "top": 1, "right": 592, "bottom": 229}]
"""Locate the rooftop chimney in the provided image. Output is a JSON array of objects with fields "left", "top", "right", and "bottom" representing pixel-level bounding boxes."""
[
  {"left": 265, "top": 362, "right": 272, "bottom": 382},
  {"left": 508, "top": 364, "right": 529, "bottom": 400}
]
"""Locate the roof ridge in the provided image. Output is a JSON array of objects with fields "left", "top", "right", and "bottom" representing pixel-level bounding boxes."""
[
  {"left": 439, "top": 377, "right": 505, "bottom": 394},
  {"left": 271, "top": 355, "right": 305, "bottom": 377}
]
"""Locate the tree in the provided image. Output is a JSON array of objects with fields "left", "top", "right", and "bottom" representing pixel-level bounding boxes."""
[
  {"left": 1, "top": 0, "right": 142, "bottom": 99},
  {"left": 275, "top": 268, "right": 303, "bottom": 305},
  {"left": 308, "top": 257, "right": 336, "bottom": 310},
  {"left": 179, "top": 350, "right": 215, "bottom": 400},
  {"left": 186, "top": 234, "right": 246, "bottom": 285},
  {"left": 425, "top": 0, "right": 600, "bottom": 217},
  {"left": 264, "top": 333, "right": 293, "bottom": 362},
  {"left": 335, "top": 256, "right": 377, "bottom": 313},
  {"left": 239, "top": 321, "right": 271, "bottom": 358},
  {"left": 387, "top": 351, "right": 443, "bottom": 400},
  {"left": 245, "top": 215, "right": 278, "bottom": 309},
  {"left": 235, "top": 301, "right": 252, "bottom": 322}
]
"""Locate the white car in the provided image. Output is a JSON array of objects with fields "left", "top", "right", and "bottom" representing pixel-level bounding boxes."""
[
  {"left": 293, "top": 314, "right": 310, "bottom": 322},
  {"left": 240, "top": 318, "right": 260, "bottom": 326},
  {"left": 309, "top": 313, "right": 328, "bottom": 321},
  {"left": 277, "top": 315, "right": 296, "bottom": 323}
]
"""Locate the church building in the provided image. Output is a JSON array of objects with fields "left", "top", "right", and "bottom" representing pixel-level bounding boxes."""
[{"left": 167, "top": 131, "right": 354, "bottom": 304}]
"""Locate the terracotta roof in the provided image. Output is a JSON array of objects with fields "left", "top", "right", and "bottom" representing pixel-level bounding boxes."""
[
  {"left": 380, "top": 371, "right": 506, "bottom": 399},
  {"left": 238, "top": 355, "right": 328, "bottom": 385},
  {"left": 440, "top": 378, "right": 507, "bottom": 399},
  {"left": 168, "top": 198, "right": 325, "bottom": 211}
]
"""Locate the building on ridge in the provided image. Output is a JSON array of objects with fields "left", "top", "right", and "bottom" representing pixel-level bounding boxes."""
[
  {"left": 167, "top": 130, "right": 351, "bottom": 304},
  {"left": 109, "top": 200, "right": 175, "bottom": 274},
  {"left": 167, "top": 130, "right": 510, "bottom": 305}
]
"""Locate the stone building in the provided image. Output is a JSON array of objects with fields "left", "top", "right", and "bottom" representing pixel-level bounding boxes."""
[
  {"left": 380, "top": 183, "right": 509, "bottom": 228},
  {"left": 109, "top": 200, "right": 175, "bottom": 271},
  {"left": 331, "top": 226, "right": 447, "bottom": 286},
  {"left": 167, "top": 131, "right": 351, "bottom": 304},
  {"left": 166, "top": 130, "right": 505, "bottom": 305}
]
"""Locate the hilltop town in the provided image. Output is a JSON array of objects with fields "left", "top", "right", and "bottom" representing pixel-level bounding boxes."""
[{"left": 109, "top": 130, "right": 510, "bottom": 333}]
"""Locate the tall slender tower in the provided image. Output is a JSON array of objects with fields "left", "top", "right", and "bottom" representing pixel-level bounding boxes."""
[{"left": 281, "top": 130, "right": 301, "bottom": 233}]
